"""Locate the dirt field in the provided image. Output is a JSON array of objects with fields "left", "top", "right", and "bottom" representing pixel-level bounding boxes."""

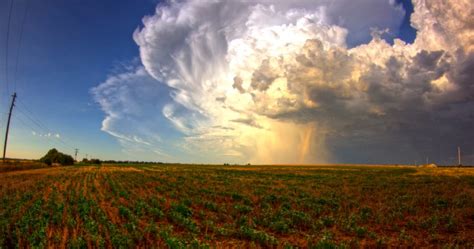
[{"left": 0, "top": 164, "right": 473, "bottom": 248}]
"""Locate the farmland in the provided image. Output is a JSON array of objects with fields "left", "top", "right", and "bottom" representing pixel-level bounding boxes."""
[{"left": 0, "top": 164, "right": 473, "bottom": 248}]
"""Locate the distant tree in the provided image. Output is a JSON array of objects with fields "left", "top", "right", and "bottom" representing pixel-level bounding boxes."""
[
  {"left": 58, "top": 154, "right": 74, "bottom": 165},
  {"left": 40, "top": 148, "right": 74, "bottom": 166},
  {"left": 82, "top": 158, "right": 89, "bottom": 163},
  {"left": 42, "top": 158, "right": 52, "bottom": 166},
  {"left": 90, "top": 159, "right": 101, "bottom": 165}
]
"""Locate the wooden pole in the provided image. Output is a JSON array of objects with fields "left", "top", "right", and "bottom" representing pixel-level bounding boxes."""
[{"left": 3, "top": 92, "right": 17, "bottom": 161}]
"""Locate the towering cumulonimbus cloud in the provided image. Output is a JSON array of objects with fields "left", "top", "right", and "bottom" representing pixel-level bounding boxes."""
[{"left": 93, "top": 0, "right": 474, "bottom": 164}]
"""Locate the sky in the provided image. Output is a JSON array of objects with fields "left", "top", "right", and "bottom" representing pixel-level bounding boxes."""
[{"left": 0, "top": 0, "right": 472, "bottom": 165}]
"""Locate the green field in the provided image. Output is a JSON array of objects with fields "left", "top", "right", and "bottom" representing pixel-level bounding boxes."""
[{"left": 0, "top": 164, "right": 473, "bottom": 248}]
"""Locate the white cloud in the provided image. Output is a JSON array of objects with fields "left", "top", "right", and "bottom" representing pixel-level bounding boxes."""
[
  {"left": 91, "top": 65, "right": 181, "bottom": 161},
  {"left": 94, "top": 0, "right": 474, "bottom": 164},
  {"left": 31, "top": 131, "right": 61, "bottom": 138}
]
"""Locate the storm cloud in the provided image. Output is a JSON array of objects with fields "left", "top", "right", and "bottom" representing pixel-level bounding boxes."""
[{"left": 93, "top": 0, "right": 474, "bottom": 164}]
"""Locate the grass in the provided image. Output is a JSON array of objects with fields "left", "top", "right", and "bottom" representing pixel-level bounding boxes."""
[
  {"left": 0, "top": 163, "right": 473, "bottom": 247},
  {"left": 0, "top": 159, "right": 49, "bottom": 172}
]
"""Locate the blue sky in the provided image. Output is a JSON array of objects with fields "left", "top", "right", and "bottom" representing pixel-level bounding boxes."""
[
  {"left": 1, "top": 0, "right": 472, "bottom": 165},
  {"left": 0, "top": 0, "right": 158, "bottom": 160}
]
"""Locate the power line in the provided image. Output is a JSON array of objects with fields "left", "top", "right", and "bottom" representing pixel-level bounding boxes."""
[
  {"left": 17, "top": 98, "right": 51, "bottom": 130},
  {"left": 13, "top": 109, "right": 76, "bottom": 153},
  {"left": 4, "top": 0, "right": 15, "bottom": 94},
  {"left": 16, "top": 100, "right": 67, "bottom": 144},
  {"left": 1, "top": 1, "right": 87, "bottom": 160},
  {"left": 16, "top": 106, "right": 49, "bottom": 132},
  {"left": 13, "top": 0, "right": 31, "bottom": 92},
  {"left": 13, "top": 113, "right": 36, "bottom": 133},
  {"left": 15, "top": 105, "right": 75, "bottom": 150},
  {"left": 20, "top": 111, "right": 74, "bottom": 149},
  {"left": 16, "top": 99, "right": 62, "bottom": 136},
  {"left": 13, "top": 114, "right": 70, "bottom": 152},
  {"left": 14, "top": 99, "right": 91, "bottom": 160}
]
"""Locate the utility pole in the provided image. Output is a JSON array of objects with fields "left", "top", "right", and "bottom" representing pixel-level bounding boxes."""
[
  {"left": 75, "top": 148, "right": 79, "bottom": 161},
  {"left": 458, "top": 146, "right": 461, "bottom": 166},
  {"left": 3, "top": 92, "right": 17, "bottom": 162}
]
